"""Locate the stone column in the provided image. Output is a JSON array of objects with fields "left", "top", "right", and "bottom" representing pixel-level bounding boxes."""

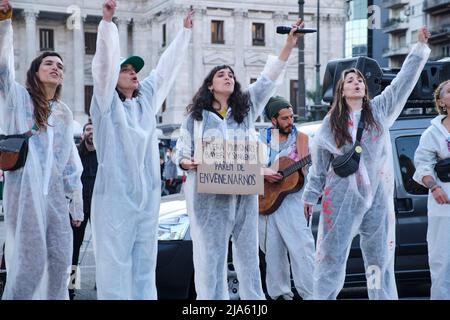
[
  {"left": 117, "top": 16, "right": 130, "bottom": 57},
  {"left": 23, "top": 9, "right": 39, "bottom": 67},
  {"left": 132, "top": 17, "right": 151, "bottom": 74},
  {"left": 272, "top": 12, "right": 288, "bottom": 53},
  {"left": 232, "top": 9, "right": 247, "bottom": 83},
  {"left": 165, "top": 7, "right": 185, "bottom": 125},
  {"left": 149, "top": 19, "right": 158, "bottom": 70},
  {"left": 192, "top": 7, "right": 205, "bottom": 91},
  {"left": 73, "top": 14, "right": 87, "bottom": 123}
]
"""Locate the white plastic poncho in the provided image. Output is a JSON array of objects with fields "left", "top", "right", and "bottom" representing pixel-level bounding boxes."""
[
  {"left": 0, "top": 19, "right": 83, "bottom": 300},
  {"left": 302, "top": 42, "right": 430, "bottom": 300},
  {"left": 258, "top": 127, "right": 315, "bottom": 300},
  {"left": 174, "top": 55, "right": 286, "bottom": 300},
  {"left": 413, "top": 115, "right": 450, "bottom": 299},
  {"left": 90, "top": 20, "right": 191, "bottom": 300}
]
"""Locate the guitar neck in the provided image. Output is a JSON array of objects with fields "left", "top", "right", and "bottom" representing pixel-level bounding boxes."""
[{"left": 281, "top": 155, "right": 311, "bottom": 177}]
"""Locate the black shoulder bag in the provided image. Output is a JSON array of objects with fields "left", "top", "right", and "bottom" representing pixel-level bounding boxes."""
[
  {"left": 435, "top": 158, "right": 450, "bottom": 182},
  {"left": 331, "top": 113, "right": 365, "bottom": 178},
  {"left": 0, "top": 129, "right": 34, "bottom": 172}
]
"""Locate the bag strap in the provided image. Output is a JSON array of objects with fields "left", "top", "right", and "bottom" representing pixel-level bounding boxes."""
[
  {"left": 0, "top": 122, "right": 36, "bottom": 139},
  {"left": 0, "top": 131, "right": 32, "bottom": 139},
  {"left": 193, "top": 120, "right": 203, "bottom": 163},
  {"left": 20, "top": 122, "right": 38, "bottom": 138},
  {"left": 355, "top": 112, "right": 365, "bottom": 143}
]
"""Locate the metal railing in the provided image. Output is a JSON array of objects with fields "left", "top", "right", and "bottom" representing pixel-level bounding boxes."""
[
  {"left": 423, "top": 0, "right": 450, "bottom": 12},
  {"left": 382, "top": 0, "right": 409, "bottom": 9},
  {"left": 383, "top": 17, "right": 408, "bottom": 29},
  {"left": 429, "top": 25, "right": 450, "bottom": 36},
  {"left": 383, "top": 46, "right": 409, "bottom": 56}
]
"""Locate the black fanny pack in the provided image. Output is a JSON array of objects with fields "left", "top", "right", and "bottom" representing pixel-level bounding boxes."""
[
  {"left": 331, "top": 113, "right": 365, "bottom": 178},
  {"left": 0, "top": 131, "right": 33, "bottom": 171},
  {"left": 435, "top": 158, "right": 450, "bottom": 183}
]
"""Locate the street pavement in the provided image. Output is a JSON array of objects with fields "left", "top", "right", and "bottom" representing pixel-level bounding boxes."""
[
  {"left": 72, "top": 222, "right": 97, "bottom": 300},
  {"left": 0, "top": 208, "right": 98, "bottom": 300}
]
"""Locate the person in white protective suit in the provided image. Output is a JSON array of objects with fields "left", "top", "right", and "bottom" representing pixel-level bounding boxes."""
[
  {"left": 413, "top": 80, "right": 450, "bottom": 299},
  {"left": 302, "top": 27, "right": 431, "bottom": 300},
  {"left": 89, "top": 0, "right": 193, "bottom": 299},
  {"left": 174, "top": 19, "right": 306, "bottom": 300},
  {"left": 258, "top": 96, "right": 315, "bottom": 300},
  {"left": 0, "top": 1, "right": 83, "bottom": 300}
]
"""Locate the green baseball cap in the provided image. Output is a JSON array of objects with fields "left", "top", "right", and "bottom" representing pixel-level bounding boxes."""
[{"left": 120, "top": 55, "right": 145, "bottom": 73}]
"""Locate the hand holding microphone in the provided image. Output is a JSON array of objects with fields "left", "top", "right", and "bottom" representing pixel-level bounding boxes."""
[
  {"left": 284, "top": 19, "right": 309, "bottom": 49},
  {"left": 278, "top": 18, "right": 310, "bottom": 62},
  {"left": 276, "top": 26, "right": 317, "bottom": 34}
]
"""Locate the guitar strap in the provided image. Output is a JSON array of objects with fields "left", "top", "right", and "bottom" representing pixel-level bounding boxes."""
[
  {"left": 265, "top": 128, "right": 272, "bottom": 166},
  {"left": 266, "top": 127, "right": 309, "bottom": 166},
  {"left": 296, "top": 131, "right": 309, "bottom": 160}
]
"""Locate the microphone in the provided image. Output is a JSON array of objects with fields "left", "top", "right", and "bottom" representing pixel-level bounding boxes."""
[{"left": 276, "top": 26, "right": 317, "bottom": 34}]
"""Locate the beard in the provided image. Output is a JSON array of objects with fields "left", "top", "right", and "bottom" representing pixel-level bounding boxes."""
[
  {"left": 85, "top": 136, "right": 94, "bottom": 146},
  {"left": 276, "top": 124, "right": 292, "bottom": 135}
]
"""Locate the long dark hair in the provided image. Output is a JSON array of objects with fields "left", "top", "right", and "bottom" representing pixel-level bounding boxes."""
[
  {"left": 116, "top": 88, "right": 140, "bottom": 101},
  {"left": 329, "top": 68, "right": 381, "bottom": 148},
  {"left": 26, "top": 51, "right": 63, "bottom": 129},
  {"left": 187, "top": 65, "right": 251, "bottom": 123}
]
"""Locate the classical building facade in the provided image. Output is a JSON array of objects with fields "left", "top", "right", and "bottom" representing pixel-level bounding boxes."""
[{"left": 9, "top": 0, "right": 346, "bottom": 132}]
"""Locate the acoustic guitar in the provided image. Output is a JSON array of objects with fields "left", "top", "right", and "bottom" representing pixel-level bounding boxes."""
[{"left": 258, "top": 154, "right": 311, "bottom": 216}]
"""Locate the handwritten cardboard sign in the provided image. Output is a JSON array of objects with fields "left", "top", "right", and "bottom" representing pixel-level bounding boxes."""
[{"left": 196, "top": 140, "right": 263, "bottom": 195}]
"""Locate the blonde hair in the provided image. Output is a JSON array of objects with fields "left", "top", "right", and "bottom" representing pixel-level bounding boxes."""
[{"left": 434, "top": 80, "right": 450, "bottom": 115}]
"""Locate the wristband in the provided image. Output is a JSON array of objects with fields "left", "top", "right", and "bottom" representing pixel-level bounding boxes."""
[
  {"left": 431, "top": 185, "right": 442, "bottom": 193},
  {"left": 427, "top": 180, "right": 437, "bottom": 190}
]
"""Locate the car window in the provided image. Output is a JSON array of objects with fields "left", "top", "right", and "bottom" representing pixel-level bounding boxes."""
[{"left": 395, "top": 135, "right": 427, "bottom": 195}]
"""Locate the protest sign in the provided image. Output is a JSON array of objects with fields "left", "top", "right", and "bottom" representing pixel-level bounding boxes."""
[{"left": 196, "top": 139, "right": 263, "bottom": 195}]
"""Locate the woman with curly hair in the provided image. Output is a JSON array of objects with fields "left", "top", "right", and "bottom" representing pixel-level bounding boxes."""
[
  {"left": 413, "top": 79, "right": 450, "bottom": 299},
  {"left": 174, "top": 19, "right": 305, "bottom": 300}
]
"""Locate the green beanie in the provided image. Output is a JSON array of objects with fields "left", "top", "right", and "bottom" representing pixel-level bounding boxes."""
[{"left": 264, "top": 96, "right": 293, "bottom": 119}]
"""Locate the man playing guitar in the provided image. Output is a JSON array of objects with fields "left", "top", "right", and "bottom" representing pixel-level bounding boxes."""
[{"left": 258, "top": 96, "right": 315, "bottom": 300}]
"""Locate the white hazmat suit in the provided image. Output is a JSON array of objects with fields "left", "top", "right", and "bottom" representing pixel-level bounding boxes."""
[
  {"left": 258, "top": 127, "right": 315, "bottom": 300},
  {"left": 302, "top": 42, "right": 430, "bottom": 300},
  {"left": 413, "top": 115, "right": 450, "bottom": 299},
  {"left": 174, "top": 56, "right": 286, "bottom": 299},
  {"left": 0, "top": 19, "right": 83, "bottom": 300},
  {"left": 90, "top": 20, "right": 191, "bottom": 299}
]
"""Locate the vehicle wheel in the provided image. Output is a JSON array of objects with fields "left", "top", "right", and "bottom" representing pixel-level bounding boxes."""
[
  {"left": 187, "top": 274, "right": 197, "bottom": 299},
  {"left": 0, "top": 270, "right": 6, "bottom": 299},
  {"left": 227, "top": 262, "right": 240, "bottom": 300}
]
